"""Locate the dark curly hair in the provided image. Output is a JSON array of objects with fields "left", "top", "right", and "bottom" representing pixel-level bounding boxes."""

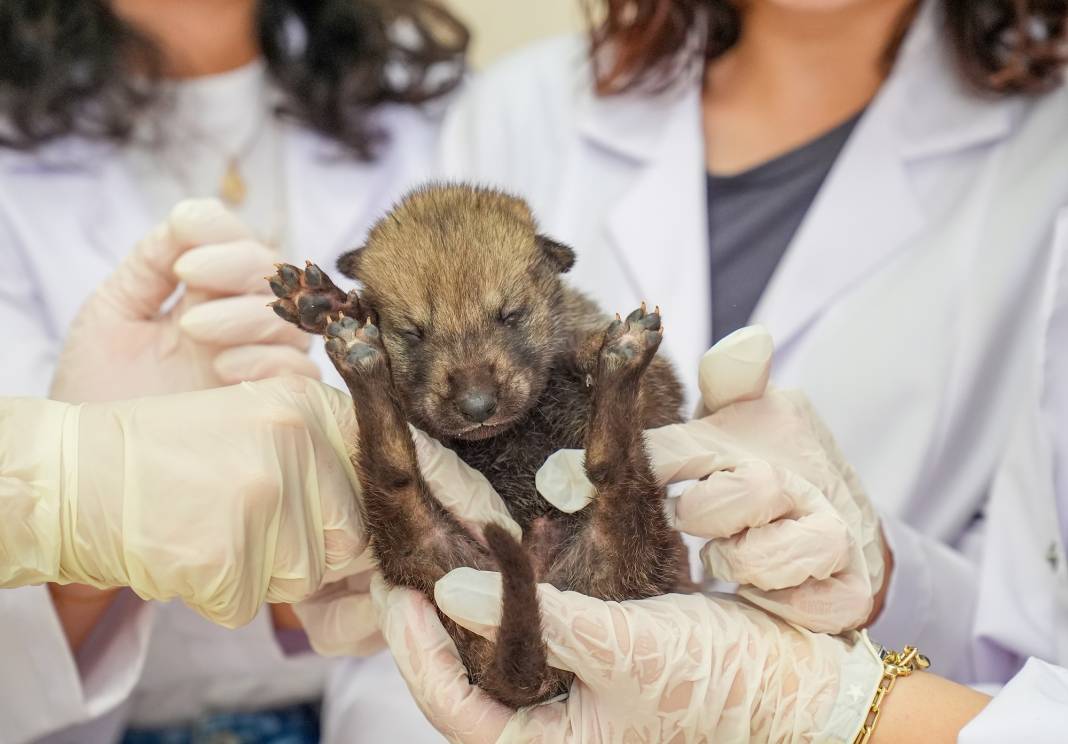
[
  {"left": 588, "top": 0, "right": 1068, "bottom": 97},
  {"left": 0, "top": 0, "right": 468, "bottom": 158}
]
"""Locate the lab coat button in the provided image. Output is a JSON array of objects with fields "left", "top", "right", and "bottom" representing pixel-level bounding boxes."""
[{"left": 1047, "top": 542, "right": 1059, "bottom": 572}]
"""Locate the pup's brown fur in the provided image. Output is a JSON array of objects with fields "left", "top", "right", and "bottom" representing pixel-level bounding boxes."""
[{"left": 269, "top": 183, "right": 687, "bottom": 707}]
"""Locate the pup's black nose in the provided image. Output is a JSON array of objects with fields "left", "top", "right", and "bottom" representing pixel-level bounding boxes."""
[{"left": 457, "top": 389, "right": 498, "bottom": 423}]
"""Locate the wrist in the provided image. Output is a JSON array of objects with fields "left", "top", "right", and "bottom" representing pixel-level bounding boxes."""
[
  {"left": 48, "top": 583, "right": 122, "bottom": 652},
  {"left": 56, "top": 401, "right": 132, "bottom": 590},
  {"left": 868, "top": 671, "right": 990, "bottom": 744}
]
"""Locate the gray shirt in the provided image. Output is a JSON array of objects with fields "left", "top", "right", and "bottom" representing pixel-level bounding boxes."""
[{"left": 706, "top": 111, "right": 863, "bottom": 342}]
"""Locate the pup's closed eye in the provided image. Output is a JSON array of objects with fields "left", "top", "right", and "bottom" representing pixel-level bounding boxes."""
[
  {"left": 397, "top": 324, "right": 424, "bottom": 343},
  {"left": 498, "top": 306, "right": 528, "bottom": 328}
]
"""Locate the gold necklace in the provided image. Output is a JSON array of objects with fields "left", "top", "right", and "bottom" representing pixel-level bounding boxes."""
[
  {"left": 220, "top": 157, "right": 248, "bottom": 207},
  {"left": 216, "top": 109, "right": 268, "bottom": 208}
]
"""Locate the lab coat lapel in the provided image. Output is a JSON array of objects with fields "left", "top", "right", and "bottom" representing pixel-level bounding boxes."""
[
  {"left": 752, "top": 0, "right": 1019, "bottom": 352},
  {"left": 580, "top": 82, "right": 711, "bottom": 371}
]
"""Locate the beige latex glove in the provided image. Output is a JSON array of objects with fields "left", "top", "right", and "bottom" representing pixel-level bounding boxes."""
[
  {"left": 373, "top": 570, "right": 883, "bottom": 743},
  {"left": 536, "top": 326, "right": 886, "bottom": 633},
  {"left": 50, "top": 198, "right": 316, "bottom": 403},
  {"left": 0, "top": 377, "right": 518, "bottom": 644}
]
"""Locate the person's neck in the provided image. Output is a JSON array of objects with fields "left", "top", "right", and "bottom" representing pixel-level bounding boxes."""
[
  {"left": 703, "top": 0, "right": 917, "bottom": 174},
  {"left": 113, "top": 0, "right": 260, "bottom": 79}
]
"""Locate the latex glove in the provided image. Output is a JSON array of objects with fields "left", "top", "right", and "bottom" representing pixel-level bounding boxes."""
[
  {"left": 0, "top": 376, "right": 518, "bottom": 638},
  {"left": 50, "top": 198, "right": 316, "bottom": 403},
  {"left": 536, "top": 326, "right": 886, "bottom": 633},
  {"left": 373, "top": 569, "right": 884, "bottom": 743}
]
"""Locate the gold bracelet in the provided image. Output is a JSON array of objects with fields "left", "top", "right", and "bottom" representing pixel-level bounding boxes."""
[{"left": 852, "top": 645, "right": 931, "bottom": 744}]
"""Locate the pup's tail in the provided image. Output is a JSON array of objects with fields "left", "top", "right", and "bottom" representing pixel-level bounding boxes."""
[{"left": 481, "top": 522, "right": 556, "bottom": 707}]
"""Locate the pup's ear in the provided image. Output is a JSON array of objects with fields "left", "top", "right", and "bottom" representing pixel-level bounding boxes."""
[
  {"left": 537, "top": 235, "right": 575, "bottom": 273},
  {"left": 337, "top": 246, "right": 365, "bottom": 279}
]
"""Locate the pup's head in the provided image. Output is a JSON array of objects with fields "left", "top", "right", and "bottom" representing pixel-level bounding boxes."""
[{"left": 338, "top": 184, "right": 576, "bottom": 441}]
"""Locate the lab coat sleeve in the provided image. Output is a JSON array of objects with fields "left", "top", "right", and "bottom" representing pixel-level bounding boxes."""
[
  {"left": 957, "top": 658, "right": 1068, "bottom": 744},
  {"left": 868, "top": 513, "right": 980, "bottom": 682},
  {"left": 0, "top": 400, "right": 153, "bottom": 742},
  {"left": 0, "top": 588, "right": 152, "bottom": 744}
]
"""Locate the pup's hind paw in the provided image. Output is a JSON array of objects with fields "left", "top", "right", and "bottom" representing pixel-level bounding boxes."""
[
  {"left": 598, "top": 302, "right": 663, "bottom": 377},
  {"left": 324, "top": 314, "right": 388, "bottom": 377},
  {"left": 268, "top": 261, "right": 362, "bottom": 334}
]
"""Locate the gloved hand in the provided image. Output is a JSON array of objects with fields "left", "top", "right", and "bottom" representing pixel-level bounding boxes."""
[
  {"left": 373, "top": 569, "right": 884, "bottom": 743},
  {"left": 50, "top": 198, "right": 316, "bottom": 403},
  {"left": 0, "top": 376, "right": 518, "bottom": 643},
  {"left": 536, "top": 326, "right": 888, "bottom": 633}
]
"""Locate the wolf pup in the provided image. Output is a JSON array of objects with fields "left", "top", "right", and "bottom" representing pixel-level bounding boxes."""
[{"left": 268, "top": 183, "right": 688, "bottom": 708}]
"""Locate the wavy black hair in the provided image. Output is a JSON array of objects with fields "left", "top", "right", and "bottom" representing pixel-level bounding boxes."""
[
  {"left": 588, "top": 0, "right": 1068, "bottom": 97},
  {"left": 0, "top": 0, "right": 469, "bottom": 158}
]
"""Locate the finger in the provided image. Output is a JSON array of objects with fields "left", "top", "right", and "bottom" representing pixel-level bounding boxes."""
[
  {"left": 671, "top": 459, "right": 793, "bottom": 538},
  {"left": 180, "top": 295, "right": 311, "bottom": 348},
  {"left": 168, "top": 198, "right": 254, "bottom": 246},
  {"left": 535, "top": 449, "right": 593, "bottom": 513},
  {"left": 412, "top": 429, "right": 522, "bottom": 541},
  {"left": 698, "top": 325, "right": 773, "bottom": 413},
  {"left": 214, "top": 345, "right": 321, "bottom": 383},
  {"left": 95, "top": 200, "right": 254, "bottom": 321},
  {"left": 739, "top": 570, "right": 875, "bottom": 634},
  {"left": 643, "top": 420, "right": 746, "bottom": 484},
  {"left": 372, "top": 575, "right": 511, "bottom": 743},
  {"left": 702, "top": 510, "right": 852, "bottom": 590},
  {"left": 434, "top": 568, "right": 504, "bottom": 640},
  {"left": 173, "top": 240, "right": 280, "bottom": 295}
]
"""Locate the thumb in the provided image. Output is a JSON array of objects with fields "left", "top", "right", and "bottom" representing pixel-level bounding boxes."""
[
  {"left": 97, "top": 199, "right": 253, "bottom": 321},
  {"left": 698, "top": 325, "right": 774, "bottom": 413}
]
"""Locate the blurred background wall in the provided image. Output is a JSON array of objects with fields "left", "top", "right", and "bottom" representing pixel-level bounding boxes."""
[{"left": 442, "top": 0, "right": 587, "bottom": 69}]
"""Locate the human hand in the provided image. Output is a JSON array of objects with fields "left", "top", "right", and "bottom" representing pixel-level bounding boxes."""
[
  {"left": 373, "top": 569, "right": 883, "bottom": 743},
  {"left": 3, "top": 376, "right": 518, "bottom": 639},
  {"left": 50, "top": 198, "right": 316, "bottom": 403},
  {"left": 536, "top": 326, "right": 889, "bottom": 633}
]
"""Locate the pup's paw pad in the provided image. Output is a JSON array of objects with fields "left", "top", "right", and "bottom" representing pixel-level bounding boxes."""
[
  {"left": 268, "top": 261, "right": 361, "bottom": 334},
  {"left": 325, "top": 315, "right": 385, "bottom": 373},
  {"left": 600, "top": 302, "right": 663, "bottom": 374}
]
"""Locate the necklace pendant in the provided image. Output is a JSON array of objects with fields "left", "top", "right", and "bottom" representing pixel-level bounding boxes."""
[{"left": 219, "top": 159, "right": 247, "bottom": 207}]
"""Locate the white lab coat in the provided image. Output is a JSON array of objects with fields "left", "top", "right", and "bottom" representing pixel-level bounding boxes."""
[
  {"left": 434, "top": 0, "right": 1068, "bottom": 683},
  {"left": 0, "top": 107, "right": 444, "bottom": 743},
  {"left": 955, "top": 210, "right": 1068, "bottom": 741}
]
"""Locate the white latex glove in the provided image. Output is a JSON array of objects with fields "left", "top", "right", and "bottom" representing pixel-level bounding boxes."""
[
  {"left": 0, "top": 377, "right": 518, "bottom": 643},
  {"left": 536, "top": 326, "right": 887, "bottom": 633},
  {"left": 50, "top": 198, "right": 316, "bottom": 403},
  {"left": 373, "top": 570, "right": 884, "bottom": 743}
]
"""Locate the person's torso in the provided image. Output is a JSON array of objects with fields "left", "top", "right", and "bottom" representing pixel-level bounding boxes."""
[
  {"left": 437, "top": 14, "right": 1068, "bottom": 555},
  {"left": 0, "top": 83, "right": 446, "bottom": 740}
]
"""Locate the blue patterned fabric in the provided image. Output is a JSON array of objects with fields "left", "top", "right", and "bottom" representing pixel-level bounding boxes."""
[{"left": 120, "top": 701, "right": 320, "bottom": 744}]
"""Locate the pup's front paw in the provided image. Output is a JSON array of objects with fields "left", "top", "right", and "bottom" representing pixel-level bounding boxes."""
[
  {"left": 598, "top": 303, "right": 663, "bottom": 378},
  {"left": 268, "top": 261, "right": 362, "bottom": 334},
  {"left": 324, "top": 314, "right": 388, "bottom": 379}
]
